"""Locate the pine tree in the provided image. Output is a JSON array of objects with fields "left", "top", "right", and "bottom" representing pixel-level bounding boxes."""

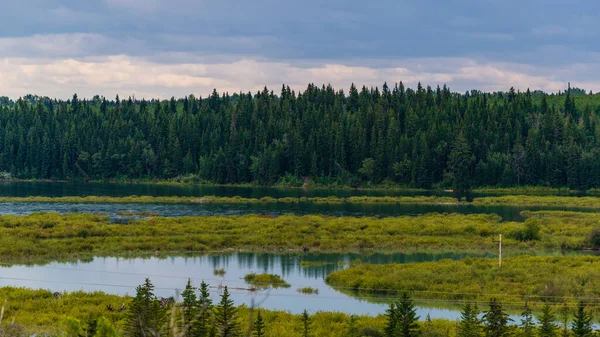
[
  {"left": 181, "top": 279, "right": 197, "bottom": 337},
  {"left": 301, "top": 310, "right": 311, "bottom": 337},
  {"left": 570, "top": 302, "right": 593, "bottom": 337},
  {"left": 214, "top": 287, "right": 239, "bottom": 337},
  {"left": 194, "top": 281, "right": 213, "bottom": 337},
  {"left": 384, "top": 302, "right": 398, "bottom": 337},
  {"left": 252, "top": 311, "right": 265, "bottom": 337},
  {"left": 519, "top": 303, "right": 535, "bottom": 337},
  {"left": 396, "top": 293, "right": 420, "bottom": 337},
  {"left": 483, "top": 298, "right": 511, "bottom": 337},
  {"left": 538, "top": 303, "right": 558, "bottom": 337},
  {"left": 458, "top": 302, "right": 481, "bottom": 337},
  {"left": 123, "top": 278, "right": 167, "bottom": 337}
]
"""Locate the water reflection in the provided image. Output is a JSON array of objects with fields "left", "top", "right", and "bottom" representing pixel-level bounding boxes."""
[{"left": 0, "top": 252, "right": 488, "bottom": 317}]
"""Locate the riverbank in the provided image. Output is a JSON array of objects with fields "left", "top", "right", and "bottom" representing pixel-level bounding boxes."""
[
  {"left": 5, "top": 194, "right": 600, "bottom": 209},
  {"left": 2, "top": 178, "right": 593, "bottom": 195},
  {"left": 0, "top": 211, "right": 598, "bottom": 259},
  {"left": 326, "top": 255, "right": 600, "bottom": 308}
]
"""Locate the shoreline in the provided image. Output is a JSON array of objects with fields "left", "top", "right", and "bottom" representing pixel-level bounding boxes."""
[{"left": 0, "top": 178, "right": 590, "bottom": 195}]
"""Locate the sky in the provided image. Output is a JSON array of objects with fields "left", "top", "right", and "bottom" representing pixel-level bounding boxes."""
[{"left": 1, "top": 0, "right": 599, "bottom": 99}]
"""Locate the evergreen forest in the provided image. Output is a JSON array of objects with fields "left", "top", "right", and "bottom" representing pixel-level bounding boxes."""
[{"left": 1, "top": 84, "right": 599, "bottom": 190}]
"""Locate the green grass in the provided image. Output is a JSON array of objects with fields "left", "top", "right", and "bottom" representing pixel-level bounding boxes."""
[
  {"left": 326, "top": 255, "right": 600, "bottom": 308},
  {"left": 1, "top": 211, "right": 600, "bottom": 259}
]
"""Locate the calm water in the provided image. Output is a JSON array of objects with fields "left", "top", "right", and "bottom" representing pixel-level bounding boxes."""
[
  {"left": 1, "top": 201, "right": 597, "bottom": 222},
  {"left": 0, "top": 181, "right": 448, "bottom": 198},
  {"left": 0, "top": 252, "right": 488, "bottom": 318}
]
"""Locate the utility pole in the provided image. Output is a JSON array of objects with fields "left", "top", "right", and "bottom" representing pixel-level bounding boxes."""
[{"left": 492, "top": 234, "right": 502, "bottom": 267}]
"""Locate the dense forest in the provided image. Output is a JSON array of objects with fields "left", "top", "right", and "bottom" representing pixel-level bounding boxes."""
[{"left": 1, "top": 83, "right": 600, "bottom": 189}]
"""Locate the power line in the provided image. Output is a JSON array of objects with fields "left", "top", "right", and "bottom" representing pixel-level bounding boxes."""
[{"left": 2, "top": 263, "right": 600, "bottom": 303}]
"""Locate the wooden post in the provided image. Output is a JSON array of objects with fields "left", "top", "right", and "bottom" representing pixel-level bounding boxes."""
[
  {"left": 492, "top": 234, "right": 502, "bottom": 268},
  {"left": 498, "top": 234, "right": 502, "bottom": 268}
]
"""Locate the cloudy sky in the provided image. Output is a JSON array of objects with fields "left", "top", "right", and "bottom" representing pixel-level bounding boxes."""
[{"left": 1, "top": 0, "right": 599, "bottom": 99}]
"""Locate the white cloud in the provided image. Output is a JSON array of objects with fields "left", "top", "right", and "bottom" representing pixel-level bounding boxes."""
[{"left": 0, "top": 55, "right": 593, "bottom": 99}]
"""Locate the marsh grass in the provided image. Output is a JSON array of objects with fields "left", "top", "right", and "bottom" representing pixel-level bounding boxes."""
[
  {"left": 326, "top": 255, "right": 600, "bottom": 308},
  {"left": 1, "top": 211, "right": 600, "bottom": 258}
]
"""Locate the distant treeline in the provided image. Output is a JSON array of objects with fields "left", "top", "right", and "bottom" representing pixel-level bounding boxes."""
[{"left": 2, "top": 83, "right": 600, "bottom": 189}]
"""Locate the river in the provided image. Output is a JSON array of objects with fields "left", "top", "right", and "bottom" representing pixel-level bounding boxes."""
[{"left": 0, "top": 252, "right": 490, "bottom": 318}]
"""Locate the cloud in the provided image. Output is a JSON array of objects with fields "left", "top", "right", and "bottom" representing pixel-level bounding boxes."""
[
  {"left": 0, "top": 55, "right": 592, "bottom": 99},
  {"left": 0, "top": 0, "right": 598, "bottom": 98}
]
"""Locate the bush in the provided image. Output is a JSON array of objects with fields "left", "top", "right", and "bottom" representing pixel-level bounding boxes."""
[{"left": 586, "top": 227, "right": 600, "bottom": 249}]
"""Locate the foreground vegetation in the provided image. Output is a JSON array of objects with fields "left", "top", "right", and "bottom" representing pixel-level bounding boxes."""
[
  {"left": 4, "top": 210, "right": 600, "bottom": 259},
  {"left": 326, "top": 255, "right": 600, "bottom": 307},
  {"left": 3, "top": 279, "right": 600, "bottom": 337}
]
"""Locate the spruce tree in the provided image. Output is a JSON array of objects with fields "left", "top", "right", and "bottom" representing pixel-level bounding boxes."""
[
  {"left": 396, "top": 293, "right": 420, "bottom": 337},
  {"left": 301, "top": 310, "right": 311, "bottom": 337},
  {"left": 123, "top": 278, "right": 167, "bottom": 337},
  {"left": 252, "top": 311, "right": 265, "bottom": 337},
  {"left": 384, "top": 302, "right": 398, "bottom": 337},
  {"left": 519, "top": 303, "right": 535, "bottom": 337},
  {"left": 181, "top": 279, "right": 198, "bottom": 337},
  {"left": 483, "top": 298, "right": 511, "bottom": 337},
  {"left": 458, "top": 302, "right": 481, "bottom": 337},
  {"left": 214, "top": 287, "right": 239, "bottom": 337},
  {"left": 194, "top": 281, "right": 213, "bottom": 337},
  {"left": 538, "top": 303, "right": 558, "bottom": 337},
  {"left": 570, "top": 302, "right": 593, "bottom": 337}
]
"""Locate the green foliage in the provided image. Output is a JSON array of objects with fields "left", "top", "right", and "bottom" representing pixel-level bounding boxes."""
[
  {"left": 214, "top": 287, "right": 239, "bottom": 337},
  {"left": 213, "top": 268, "right": 226, "bottom": 277},
  {"left": 301, "top": 310, "right": 311, "bottom": 337},
  {"left": 62, "top": 316, "right": 83, "bottom": 337},
  {"left": 585, "top": 227, "right": 600, "bottom": 249},
  {"left": 123, "top": 278, "right": 167, "bottom": 337},
  {"left": 458, "top": 302, "right": 481, "bottom": 337},
  {"left": 539, "top": 303, "right": 558, "bottom": 337},
  {"left": 93, "top": 317, "right": 118, "bottom": 337},
  {"left": 483, "top": 298, "right": 511, "bottom": 337},
  {"left": 252, "top": 311, "right": 265, "bottom": 337},
  {"left": 181, "top": 279, "right": 197, "bottom": 337},
  {"left": 327, "top": 255, "right": 600, "bottom": 306},
  {"left": 3, "top": 210, "right": 600, "bottom": 258},
  {"left": 243, "top": 273, "right": 290, "bottom": 289},
  {"left": 508, "top": 217, "right": 541, "bottom": 242},
  {"left": 193, "top": 281, "right": 213, "bottom": 337},
  {"left": 519, "top": 304, "right": 535, "bottom": 337},
  {"left": 384, "top": 293, "right": 419, "bottom": 337},
  {"left": 449, "top": 133, "right": 475, "bottom": 195},
  {"left": 297, "top": 287, "right": 319, "bottom": 295},
  {"left": 570, "top": 302, "right": 593, "bottom": 337},
  {"left": 4, "top": 84, "right": 600, "bottom": 189}
]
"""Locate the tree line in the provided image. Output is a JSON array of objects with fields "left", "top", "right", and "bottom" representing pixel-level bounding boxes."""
[{"left": 2, "top": 84, "right": 600, "bottom": 189}]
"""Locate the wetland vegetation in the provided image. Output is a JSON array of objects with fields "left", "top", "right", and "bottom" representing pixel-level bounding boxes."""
[{"left": 4, "top": 210, "right": 600, "bottom": 259}]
